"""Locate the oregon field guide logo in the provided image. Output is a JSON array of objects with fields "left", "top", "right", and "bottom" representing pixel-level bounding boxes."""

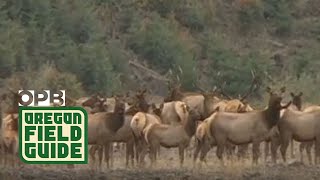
[{"left": 18, "top": 90, "right": 88, "bottom": 164}]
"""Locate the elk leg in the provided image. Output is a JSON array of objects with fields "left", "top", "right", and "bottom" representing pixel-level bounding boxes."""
[
  {"left": 290, "top": 139, "right": 295, "bottom": 158},
  {"left": 216, "top": 144, "right": 225, "bottom": 165},
  {"left": 199, "top": 141, "right": 211, "bottom": 165},
  {"left": 109, "top": 144, "right": 114, "bottom": 168},
  {"left": 178, "top": 145, "right": 185, "bottom": 167},
  {"left": 306, "top": 142, "right": 312, "bottom": 165},
  {"left": 89, "top": 145, "right": 98, "bottom": 167},
  {"left": 97, "top": 145, "right": 103, "bottom": 170},
  {"left": 280, "top": 139, "right": 289, "bottom": 163},
  {"left": 252, "top": 142, "right": 260, "bottom": 165},
  {"left": 271, "top": 138, "right": 280, "bottom": 164},
  {"left": 193, "top": 139, "right": 202, "bottom": 165},
  {"left": 128, "top": 141, "right": 135, "bottom": 167},
  {"left": 299, "top": 143, "right": 305, "bottom": 163},
  {"left": 104, "top": 144, "right": 110, "bottom": 168},
  {"left": 264, "top": 141, "right": 270, "bottom": 162},
  {"left": 315, "top": 140, "right": 320, "bottom": 165}
]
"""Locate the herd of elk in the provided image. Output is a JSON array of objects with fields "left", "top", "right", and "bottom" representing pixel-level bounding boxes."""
[{"left": 2, "top": 79, "right": 320, "bottom": 171}]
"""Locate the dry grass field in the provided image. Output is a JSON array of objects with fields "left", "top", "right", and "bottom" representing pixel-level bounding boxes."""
[{"left": 1, "top": 142, "right": 320, "bottom": 180}]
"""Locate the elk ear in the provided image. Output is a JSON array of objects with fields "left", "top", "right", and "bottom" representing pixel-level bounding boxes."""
[
  {"left": 160, "top": 103, "right": 164, "bottom": 110},
  {"left": 290, "top": 92, "right": 295, "bottom": 97},
  {"left": 280, "top": 86, "right": 286, "bottom": 93},
  {"left": 298, "top": 92, "right": 303, "bottom": 97},
  {"left": 266, "top": 86, "right": 272, "bottom": 94}
]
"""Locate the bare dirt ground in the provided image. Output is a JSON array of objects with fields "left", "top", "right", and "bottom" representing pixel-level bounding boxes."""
[{"left": 1, "top": 143, "right": 320, "bottom": 180}]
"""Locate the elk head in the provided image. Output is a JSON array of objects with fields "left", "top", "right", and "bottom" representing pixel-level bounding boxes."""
[
  {"left": 114, "top": 95, "right": 126, "bottom": 115},
  {"left": 290, "top": 92, "right": 303, "bottom": 111},
  {"left": 82, "top": 93, "right": 102, "bottom": 108},
  {"left": 91, "top": 97, "right": 108, "bottom": 113},
  {"left": 266, "top": 86, "right": 291, "bottom": 110}
]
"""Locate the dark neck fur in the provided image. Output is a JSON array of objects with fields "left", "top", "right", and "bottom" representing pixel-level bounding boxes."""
[
  {"left": 263, "top": 106, "right": 281, "bottom": 129},
  {"left": 108, "top": 111, "right": 125, "bottom": 132},
  {"left": 184, "top": 112, "right": 197, "bottom": 137}
]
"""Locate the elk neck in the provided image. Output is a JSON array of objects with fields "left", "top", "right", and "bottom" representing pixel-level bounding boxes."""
[
  {"left": 108, "top": 103, "right": 125, "bottom": 132},
  {"left": 262, "top": 105, "right": 281, "bottom": 129},
  {"left": 184, "top": 111, "right": 197, "bottom": 137}
]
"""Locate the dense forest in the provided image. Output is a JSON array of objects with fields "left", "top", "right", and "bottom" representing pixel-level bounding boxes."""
[{"left": 0, "top": 0, "right": 320, "bottom": 104}]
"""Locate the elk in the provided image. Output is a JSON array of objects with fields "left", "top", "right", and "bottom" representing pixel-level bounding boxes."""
[
  {"left": 144, "top": 107, "right": 198, "bottom": 167},
  {"left": 89, "top": 89, "right": 155, "bottom": 168},
  {"left": 194, "top": 73, "right": 258, "bottom": 163},
  {"left": 299, "top": 104, "right": 320, "bottom": 164},
  {"left": 160, "top": 101, "right": 189, "bottom": 125},
  {"left": 164, "top": 82, "right": 205, "bottom": 120},
  {"left": 193, "top": 96, "right": 254, "bottom": 165},
  {"left": 207, "top": 87, "right": 290, "bottom": 165},
  {"left": 0, "top": 89, "right": 21, "bottom": 166},
  {"left": 278, "top": 95, "right": 320, "bottom": 164},
  {"left": 130, "top": 111, "right": 162, "bottom": 166},
  {"left": 264, "top": 92, "right": 303, "bottom": 163},
  {"left": 88, "top": 95, "right": 126, "bottom": 169}
]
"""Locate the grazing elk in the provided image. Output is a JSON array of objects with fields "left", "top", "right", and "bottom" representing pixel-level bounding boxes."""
[
  {"left": 207, "top": 87, "right": 290, "bottom": 165},
  {"left": 88, "top": 95, "right": 126, "bottom": 169}
]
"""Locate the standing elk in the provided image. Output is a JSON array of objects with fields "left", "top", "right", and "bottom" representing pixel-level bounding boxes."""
[
  {"left": 0, "top": 89, "right": 21, "bottom": 166},
  {"left": 278, "top": 94, "right": 320, "bottom": 164},
  {"left": 207, "top": 87, "right": 290, "bottom": 165},
  {"left": 130, "top": 111, "right": 162, "bottom": 166},
  {"left": 164, "top": 83, "right": 205, "bottom": 120},
  {"left": 194, "top": 72, "right": 258, "bottom": 164},
  {"left": 88, "top": 95, "right": 126, "bottom": 170},
  {"left": 144, "top": 107, "right": 199, "bottom": 167},
  {"left": 264, "top": 91, "right": 303, "bottom": 163},
  {"left": 193, "top": 94, "right": 254, "bottom": 165}
]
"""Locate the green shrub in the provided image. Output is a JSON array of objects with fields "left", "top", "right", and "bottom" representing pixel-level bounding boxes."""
[
  {"left": 262, "top": 0, "right": 294, "bottom": 36},
  {"left": 5, "top": 64, "right": 85, "bottom": 97},
  {"left": 128, "top": 13, "right": 196, "bottom": 90},
  {"left": 201, "top": 32, "right": 266, "bottom": 97},
  {"left": 175, "top": 1, "right": 206, "bottom": 32},
  {"left": 237, "top": 1, "right": 264, "bottom": 32}
]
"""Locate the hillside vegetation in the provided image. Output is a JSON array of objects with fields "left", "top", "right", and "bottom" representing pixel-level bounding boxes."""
[{"left": 1, "top": 0, "right": 320, "bottom": 103}]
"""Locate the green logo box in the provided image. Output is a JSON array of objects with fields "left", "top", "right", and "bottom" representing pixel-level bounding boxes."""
[{"left": 19, "top": 107, "right": 88, "bottom": 164}]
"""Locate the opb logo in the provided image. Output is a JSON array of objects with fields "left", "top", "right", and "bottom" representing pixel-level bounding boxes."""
[{"left": 18, "top": 90, "right": 65, "bottom": 107}]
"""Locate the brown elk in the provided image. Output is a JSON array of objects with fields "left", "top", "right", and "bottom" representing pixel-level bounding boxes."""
[
  {"left": 207, "top": 87, "right": 290, "bottom": 165},
  {"left": 278, "top": 95, "right": 320, "bottom": 164},
  {"left": 144, "top": 107, "right": 198, "bottom": 167},
  {"left": 193, "top": 97, "right": 254, "bottom": 165},
  {"left": 89, "top": 89, "right": 155, "bottom": 168},
  {"left": 88, "top": 95, "right": 126, "bottom": 169},
  {"left": 160, "top": 101, "right": 189, "bottom": 125},
  {"left": 194, "top": 73, "right": 258, "bottom": 163},
  {"left": 265, "top": 92, "right": 303, "bottom": 163},
  {"left": 299, "top": 105, "right": 320, "bottom": 164},
  {"left": 130, "top": 111, "right": 162, "bottom": 166},
  {"left": 0, "top": 89, "right": 21, "bottom": 166},
  {"left": 164, "top": 83, "right": 205, "bottom": 120}
]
